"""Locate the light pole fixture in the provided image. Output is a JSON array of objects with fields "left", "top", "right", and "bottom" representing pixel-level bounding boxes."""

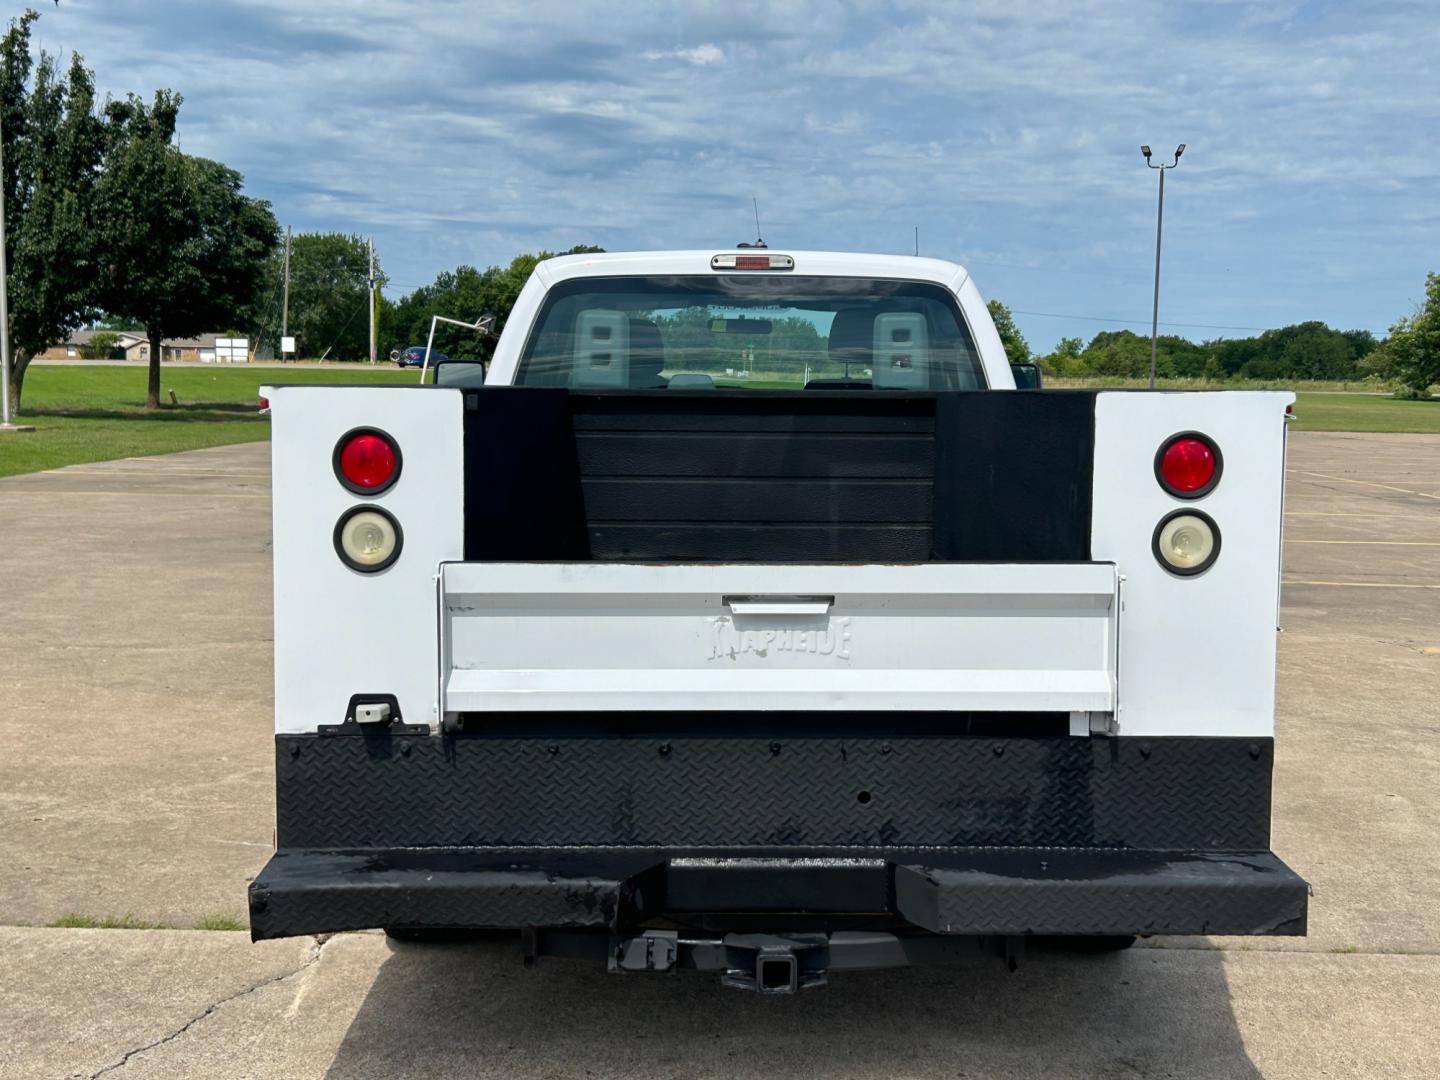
[
  {"left": 1142, "top": 143, "right": 1185, "bottom": 389},
  {"left": 418, "top": 313, "right": 498, "bottom": 383}
]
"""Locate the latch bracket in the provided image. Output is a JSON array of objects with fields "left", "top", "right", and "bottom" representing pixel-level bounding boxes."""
[
  {"left": 319, "top": 693, "right": 428, "bottom": 736},
  {"left": 609, "top": 930, "right": 678, "bottom": 973}
]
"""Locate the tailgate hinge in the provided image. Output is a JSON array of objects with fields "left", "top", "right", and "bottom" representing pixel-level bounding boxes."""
[{"left": 1070, "top": 710, "right": 1118, "bottom": 737}]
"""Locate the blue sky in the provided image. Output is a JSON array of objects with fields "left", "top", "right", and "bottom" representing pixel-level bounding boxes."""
[{"left": 31, "top": 0, "right": 1440, "bottom": 351}]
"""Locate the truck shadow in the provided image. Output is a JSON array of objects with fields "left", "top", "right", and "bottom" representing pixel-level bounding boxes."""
[{"left": 322, "top": 938, "right": 1261, "bottom": 1079}]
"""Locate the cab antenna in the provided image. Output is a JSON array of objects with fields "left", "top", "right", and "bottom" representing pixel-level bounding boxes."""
[{"left": 737, "top": 197, "right": 767, "bottom": 249}]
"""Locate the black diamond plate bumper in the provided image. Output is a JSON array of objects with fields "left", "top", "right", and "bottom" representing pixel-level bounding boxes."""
[
  {"left": 248, "top": 846, "right": 1307, "bottom": 941},
  {"left": 271, "top": 733, "right": 1276, "bottom": 850},
  {"left": 252, "top": 732, "right": 1307, "bottom": 942},
  {"left": 893, "top": 849, "right": 1306, "bottom": 936}
]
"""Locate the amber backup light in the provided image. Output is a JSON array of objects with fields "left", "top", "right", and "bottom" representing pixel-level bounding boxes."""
[
  {"left": 1153, "top": 509, "right": 1221, "bottom": 576},
  {"left": 334, "top": 506, "right": 403, "bottom": 573}
]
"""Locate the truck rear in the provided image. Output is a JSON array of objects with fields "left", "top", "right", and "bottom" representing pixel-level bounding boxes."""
[{"left": 249, "top": 250, "right": 1306, "bottom": 991}]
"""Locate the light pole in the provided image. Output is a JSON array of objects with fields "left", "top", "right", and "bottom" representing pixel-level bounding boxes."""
[{"left": 1142, "top": 143, "right": 1185, "bottom": 390}]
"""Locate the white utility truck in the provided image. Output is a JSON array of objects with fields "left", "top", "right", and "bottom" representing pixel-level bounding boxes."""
[{"left": 251, "top": 250, "right": 1306, "bottom": 992}]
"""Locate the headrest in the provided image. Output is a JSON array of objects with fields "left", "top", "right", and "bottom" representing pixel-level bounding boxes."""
[
  {"left": 871, "top": 312, "right": 929, "bottom": 390},
  {"left": 572, "top": 310, "right": 629, "bottom": 387},
  {"left": 827, "top": 309, "right": 874, "bottom": 365},
  {"left": 628, "top": 318, "right": 667, "bottom": 388}
]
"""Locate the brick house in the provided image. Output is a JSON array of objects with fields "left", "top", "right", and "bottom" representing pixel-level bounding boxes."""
[{"left": 38, "top": 331, "right": 240, "bottom": 362}]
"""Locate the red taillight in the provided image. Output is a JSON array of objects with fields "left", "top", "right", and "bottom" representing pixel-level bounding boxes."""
[
  {"left": 333, "top": 429, "right": 401, "bottom": 495},
  {"left": 1155, "top": 433, "right": 1221, "bottom": 498},
  {"left": 258, "top": 396, "right": 269, "bottom": 410}
]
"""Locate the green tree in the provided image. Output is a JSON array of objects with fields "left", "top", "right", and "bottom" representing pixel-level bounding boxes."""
[
  {"left": 253, "top": 232, "right": 379, "bottom": 360},
  {"left": 1036, "top": 336, "right": 1082, "bottom": 376},
  {"left": 1279, "top": 330, "right": 1352, "bottom": 381},
  {"left": 1370, "top": 272, "right": 1440, "bottom": 397},
  {"left": 986, "top": 299, "right": 1030, "bottom": 364},
  {"left": 1, "top": 9, "right": 107, "bottom": 411},
  {"left": 79, "top": 330, "right": 120, "bottom": 359},
  {"left": 385, "top": 246, "right": 603, "bottom": 361},
  {"left": 1221, "top": 321, "right": 1371, "bottom": 381},
  {"left": 95, "top": 91, "right": 279, "bottom": 406},
  {"left": 1081, "top": 330, "right": 1170, "bottom": 378}
]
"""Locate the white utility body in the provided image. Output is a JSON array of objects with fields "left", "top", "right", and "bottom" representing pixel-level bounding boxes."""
[
  {"left": 251, "top": 249, "right": 1306, "bottom": 963},
  {"left": 268, "top": 251, "right": 1290, "bottom": 740}
]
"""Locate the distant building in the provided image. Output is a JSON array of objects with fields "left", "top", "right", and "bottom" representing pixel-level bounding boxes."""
[{"left": 38, "top": 331, "right": 246, "bottom": 363}]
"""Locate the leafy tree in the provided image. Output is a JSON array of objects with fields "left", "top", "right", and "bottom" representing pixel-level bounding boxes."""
[
  {"left": 1036, "top": 336, "right": 1082, "bottom": 376},
  {"left": 1225, "top": 321, "right": 1372, "bottom": 381},
  {"left": 1, "top": 9, "right": 106, "bottom": 411},
  {"left": 986, "top": 299, "right": 1030, "bottom": 364},
  {"left": 95, "top": 92, "right": 279, "bottom": 406},
  {"left": 1370, "top": 272, "right": 1440, "bottom": 397},
  {"left": 1080, "top": 329, "right": 1173, "bottom": 378},
  {"left": 384, "top": 246, "right": 603, "bottom": 361},
  {"left": 79, "top": 330, "right": 120, "bottom": 359},
  {"left": 88, "top": 312, "right": 141, "bottom": 331},
  {"left": 1279, "top": 330, "right": 1353, "bottom": 381},
  {"left": 1058, "top": 322, "right": 1378, "bottom": 383},
  {"left": 253, "top": 232, "right": 380, "bottom": 360}
]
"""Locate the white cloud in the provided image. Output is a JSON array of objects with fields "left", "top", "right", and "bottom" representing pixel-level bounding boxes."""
[
  {"left": 642, "top": 43, "right": 724, "bottom": 66},
  {"left": 28, "top": 0, "right": 1440, "bottom": 346}
]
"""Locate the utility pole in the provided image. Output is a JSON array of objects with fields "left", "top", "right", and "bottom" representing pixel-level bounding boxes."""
[
  {"left": 280, "top": 225, "right": 291, "bottom": 360},
  {"left": 0, "top": 109, "right": 35, "bottom": 433},
  {"left": 1141, "top": 143, "right": 1185, "bottom": 390},
  {"left": 367, "top": 237, "right": 376, "bottom": 365}
]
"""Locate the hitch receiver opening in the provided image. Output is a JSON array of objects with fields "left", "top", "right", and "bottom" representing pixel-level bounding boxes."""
[{"left": 757, "top": 953, "right": 798, "bottom": 994}]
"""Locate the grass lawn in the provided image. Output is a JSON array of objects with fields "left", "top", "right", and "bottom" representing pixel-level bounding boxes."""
[
  {"left": 2, "top": 366, "right": 1437, "bottom": 480},
  {"left": 1289, "top": 391, "right": 1440, "bottom": 434},
  {"left": 0, "top": 363, "right": 413, "bottom": 478}
]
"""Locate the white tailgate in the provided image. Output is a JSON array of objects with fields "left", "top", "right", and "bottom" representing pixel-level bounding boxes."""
[{"left": 441, "top": 563, "right": 1118, "bottom": 713}]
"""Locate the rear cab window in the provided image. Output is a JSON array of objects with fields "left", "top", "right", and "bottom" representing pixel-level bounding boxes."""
[{"left": 516, "top": 276, "right": 985, "bottom": 391}]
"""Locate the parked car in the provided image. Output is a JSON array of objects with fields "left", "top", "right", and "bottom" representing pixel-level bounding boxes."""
[{"left": 395, "top": 345, "right": 448, "bottom": 368}]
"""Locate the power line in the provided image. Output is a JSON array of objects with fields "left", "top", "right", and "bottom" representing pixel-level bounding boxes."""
[
  {"left": 1011, "top": 309, "right": 1269, "bottom": 333},
  {"left": 315, "top": 298, "right": 370, "bottom": 361}
]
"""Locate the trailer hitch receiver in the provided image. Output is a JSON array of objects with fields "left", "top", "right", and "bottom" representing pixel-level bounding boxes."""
[{"left": 720, "top": 934, "right": 829, "bottom": 994}]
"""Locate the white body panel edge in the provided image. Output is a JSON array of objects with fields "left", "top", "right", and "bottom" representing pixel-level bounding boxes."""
[
  {"left": 1091, "top": 391, "right": 1293, "bottom": 737},
  {"left": 269, "top": 386, "right": 463, "bottom": 735}
]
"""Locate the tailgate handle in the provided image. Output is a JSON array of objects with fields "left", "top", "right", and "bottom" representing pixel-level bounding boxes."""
[{"left": 724, "top": 595, "right": 834, "bottom": 617}]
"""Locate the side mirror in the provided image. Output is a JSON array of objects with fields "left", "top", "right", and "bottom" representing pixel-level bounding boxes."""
[
  {"left": 1010, "top": 362, "right": 1043, "bottom": 389},
  {"left": 431, "top": 358, "right": 488, "bottom": 387}
]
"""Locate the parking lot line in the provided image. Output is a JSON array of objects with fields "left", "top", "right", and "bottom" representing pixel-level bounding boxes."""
[
  {"left": 0, "top": 490, "right": 270, "bottom": 499},
  {"left": 1287, "top": 540, "right": 1440, "bottom": 546},
  {"left": 1282, "top": 579, "right": 1440, "bottom": 589},
  {"left": 1287, "top": 469, "right": 1440, "bottom": 501},
  {"left": 1284, "top": 512, "right": 1434, "bottom": 521}
]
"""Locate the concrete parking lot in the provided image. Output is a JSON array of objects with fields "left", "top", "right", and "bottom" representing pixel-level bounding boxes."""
[{"left": 0, "top": 431, "right": 1436, "bottom": 1079}]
